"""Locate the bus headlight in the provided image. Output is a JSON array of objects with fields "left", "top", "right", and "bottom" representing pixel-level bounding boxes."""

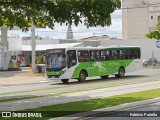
[{"left": 61, "top": 70, "right": 66, "bottom": 75}]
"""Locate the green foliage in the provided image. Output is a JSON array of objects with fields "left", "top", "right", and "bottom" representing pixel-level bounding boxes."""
[
  {"left": 0, "top": 0, "right": 121, "bottom": 31},
  {"left": 36, "top": 56, "right": 45, "bottom": 64},
  {"left": 145, "top": 21, "right": 160, "bottom": 40}
]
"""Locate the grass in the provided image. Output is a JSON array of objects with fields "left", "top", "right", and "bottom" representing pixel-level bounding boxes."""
[{"left": 22, "top": 88, "right": 160, "bottom": 118}]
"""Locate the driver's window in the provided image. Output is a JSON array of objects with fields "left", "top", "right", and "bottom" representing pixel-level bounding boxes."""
[{"left": 67, "top": 50, "right": 77, "bottom": 68}]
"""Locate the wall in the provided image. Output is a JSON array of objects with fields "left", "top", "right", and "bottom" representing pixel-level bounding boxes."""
[
  {"left": 8, "top": 37, "right": 22, "bottom": 51},
  {"left": 122, "top": 0, "right": 160, "bottom": 40},
  {"left": 122, "top": 0, "right": 149, "bottom": 39}
]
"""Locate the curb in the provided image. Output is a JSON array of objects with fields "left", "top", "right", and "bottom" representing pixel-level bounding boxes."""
[
  {"left": 53, "top": 97, "right": 160, "bottom": 120},
  {"left": 15, "top": 72, "right": 44, "bottom": 77}
]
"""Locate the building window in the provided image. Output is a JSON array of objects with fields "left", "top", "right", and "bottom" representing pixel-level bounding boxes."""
[
  {"left": 151, "top": 16, "right": 153, "bottom": 20},
  {"left": 158, "top": 16, "right": 160, "bottom": 20}
]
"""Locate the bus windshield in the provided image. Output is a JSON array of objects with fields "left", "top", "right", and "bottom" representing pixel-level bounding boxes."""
[{"left": 46, "top": 54, "right": 66, "bottom": 69}]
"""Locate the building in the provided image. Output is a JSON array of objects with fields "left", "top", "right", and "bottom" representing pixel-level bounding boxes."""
[
  {"left": 7, "top": 36, "right": 83, "bottom": 66},
  {"left": 122, "top": 0, "right": 160, "bottom": 39},
  {"left": 80, "top": 35, "right": 121, "bottom": 47},
  {"left": 110, "top": 0, "right": 160, "bottom": 60}
]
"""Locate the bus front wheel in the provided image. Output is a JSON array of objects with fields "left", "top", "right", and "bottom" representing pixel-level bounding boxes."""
[
  {"left": 47, "top": 76, "right": 52, "bottom": 78},
  {"left": 78, "top": 71, "right": 87, "bottom": 82},
  {"left": 61, "top": 79, "right": 69, "bottom": 84},
  {"left": 115, "top": 67, "right": 125, "bottom": 78}
]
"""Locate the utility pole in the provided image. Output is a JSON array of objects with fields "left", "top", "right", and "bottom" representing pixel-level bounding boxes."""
[
  {"left": 31, "top": 22, "right": 36, "bottom": 73},
  {"left": 1, "top": 27, "right": 8, "bottom": 51}
]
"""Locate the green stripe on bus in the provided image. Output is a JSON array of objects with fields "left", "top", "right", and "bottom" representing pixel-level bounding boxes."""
[{"left": 71, "top": 60, "right": 133, "bottom": 78}]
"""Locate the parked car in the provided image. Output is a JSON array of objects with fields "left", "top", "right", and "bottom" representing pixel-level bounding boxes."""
[{"left": 143, "top": 57, "right": 158, "bottom": 66}]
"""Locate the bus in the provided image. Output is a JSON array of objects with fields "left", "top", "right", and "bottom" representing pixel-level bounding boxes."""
[{"left": 45, "top": 46, "right": 143, "bottom": 83}]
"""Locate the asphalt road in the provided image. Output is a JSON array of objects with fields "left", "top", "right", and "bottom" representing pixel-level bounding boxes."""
[
  {"left": 90, "top": 102, "right": 160, "bottom": 120},
  {"left": 0, "top": 69, "right": 160, "bottom": 111},
  {"left": 0, "top": 68, "right": 160, "bottom": 94},
  {"left": 0, "top": 68, "right": 160, "bottom": 113}
]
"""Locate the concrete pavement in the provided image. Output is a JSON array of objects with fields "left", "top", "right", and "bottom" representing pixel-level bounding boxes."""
[{"left": 0, "top": 69, "right": 46, "bottom": 86}]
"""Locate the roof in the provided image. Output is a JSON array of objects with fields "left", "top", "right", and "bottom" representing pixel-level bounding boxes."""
[
  {"left": 61, "top": 45, "right": 141, "bottom": 51},
  {"left": 22, "top": 43, "right": 83, "bottom": 51}
]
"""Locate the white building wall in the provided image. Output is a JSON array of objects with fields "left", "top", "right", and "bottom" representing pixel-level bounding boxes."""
[
  {"left": 8, "top": 37, "right": 22, "bottom": 51},
  {"left": 148, "top": 0, "right": 160, "bottom": 30},
  {"left": 22, "top": 38, "right": 60, "bottom": 45},
  {"left": 122, "top": 0, "right": 149, "bottom": 39},
  {"left": 122, "top": 0, "right": 160, "bottom": 40}
]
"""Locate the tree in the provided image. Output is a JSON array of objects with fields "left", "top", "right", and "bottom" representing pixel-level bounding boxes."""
[
  {"left": 0, "top": 0, "right": 121, "bottom": 30},
  {"left": 145, "top": 21, "right": 160, "bottom": 40}
]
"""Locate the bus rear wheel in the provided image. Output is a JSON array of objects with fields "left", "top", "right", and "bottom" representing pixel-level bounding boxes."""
[
  {"left": 61, "top": 79, "right": 69, "bottom": 84},
  {"left": 78, "top": 71, "right": 87, "bottom": 82},
  {"left": 115, "top": 67, "right": 125, "bottom": 78},
  {"left": 100, "top": 75, "right": 109, "bottom": 79}
]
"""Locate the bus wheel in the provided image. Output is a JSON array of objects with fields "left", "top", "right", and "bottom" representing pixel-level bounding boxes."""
[
  {"left": 47, "top": 76, "right": 52, "bottom": 78},
  {"left": 100, "top": 75, "right": 109, "bottom": 79},
  {"left": 115, "top": 67, "right": 125, "bottom": 78},
  {"left": 61, "top": 79, "right": 69, "bottom": 84},
  {"left": 78, "top": 71, "right": 87, "bottom": 82}
]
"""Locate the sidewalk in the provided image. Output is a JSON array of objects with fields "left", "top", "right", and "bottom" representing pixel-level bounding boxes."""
[{"left": 0, "top": 68, "right": 46, "bottom": 86}]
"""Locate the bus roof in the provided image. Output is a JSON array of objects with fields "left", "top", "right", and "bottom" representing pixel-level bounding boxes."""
[
  {"left": 63, "top": 45, "right": 140, "bottom": 51},
  {"left": 46, "top": 45, "right": 140, "bottom": 51}
]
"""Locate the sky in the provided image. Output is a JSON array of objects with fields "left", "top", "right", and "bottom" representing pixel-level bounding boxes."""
[{"left": 7, "top": 10, "right": 122, "bottom": 40}]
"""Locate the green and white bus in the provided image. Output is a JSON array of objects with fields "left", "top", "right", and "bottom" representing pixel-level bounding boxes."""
[{"left": 45, "top": 46, "right": 143, "bottom": 83}]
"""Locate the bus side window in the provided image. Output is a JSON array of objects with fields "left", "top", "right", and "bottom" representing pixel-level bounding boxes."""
[
  {"left": 78, "top": 50, "right": 89, "bottom": 62},
  {"left": 90, "top": 50, "right": 99, "bottom": 62},
  {"left": 100, "top": 50, "right": 105, "bottom": 61},
  {"left": 129, "top": 49, "right": 136, "bottom": 59},
  {"left": 110, "top": 50, "right": 118, "bottom": 60},
  {"left": 119, "top": 49, "right": 128, "bottom": 60},
  {"left": 105, "top": 50, "right": 110, "bottom": 60},
  {"left": 124, "top": 50, "right": 128, "bottom": 59},
  {"left": 129, "top": 48, "right": 141, "bottom": 59},
  {"left": 100, "top": 50, "right": 110, "bottom": 61}
]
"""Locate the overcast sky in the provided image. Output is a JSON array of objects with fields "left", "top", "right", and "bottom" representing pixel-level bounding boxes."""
[{"left": 8, "top": 10, "right": 122, "bottom": 40}]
